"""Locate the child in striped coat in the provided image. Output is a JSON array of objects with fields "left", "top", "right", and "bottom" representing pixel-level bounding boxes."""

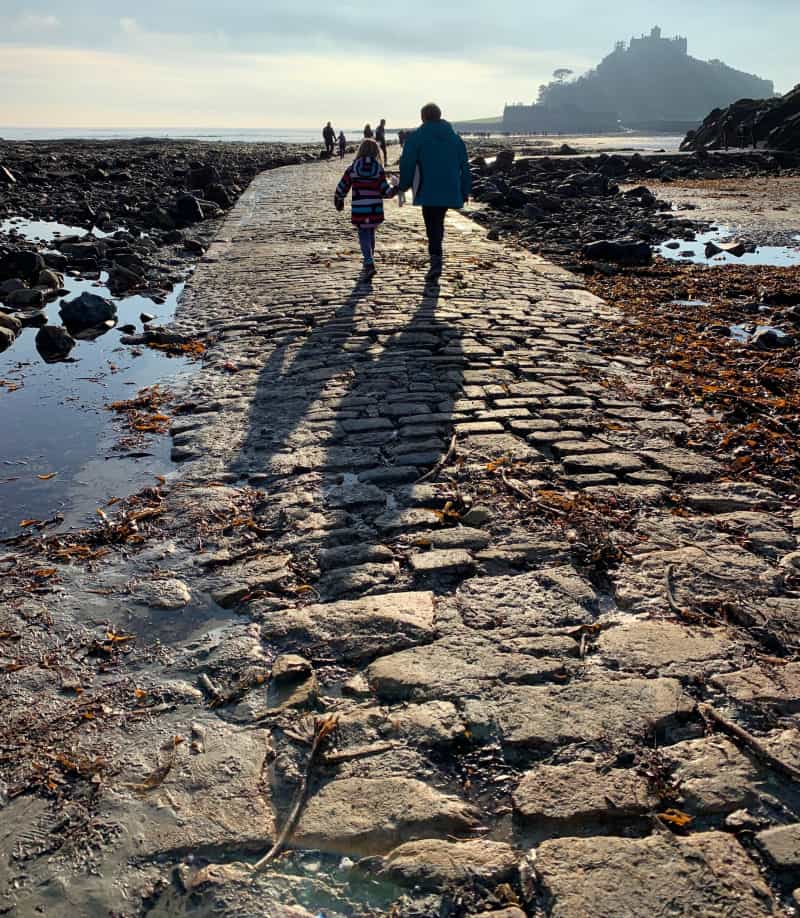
[{"left": 334, "top": 139, "right": 397, "bottom": 280}]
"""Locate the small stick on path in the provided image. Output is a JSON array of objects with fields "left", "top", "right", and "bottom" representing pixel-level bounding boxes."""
[
  {"left": 252, "top": 714, "right": 338, "bottom": 873},
  {"left": 416, "top": 434, "right": 457, "bottom": 483},
  {"left": 698, "top": 703, "right": 800, "bottom": 784}
]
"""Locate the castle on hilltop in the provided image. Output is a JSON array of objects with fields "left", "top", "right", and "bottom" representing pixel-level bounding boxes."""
[
  {"left": 623, "top": 25, "right": 687, "bottom": 57},
  {"left": 502, "top": 26, "right": 775, "bottom": 134}
]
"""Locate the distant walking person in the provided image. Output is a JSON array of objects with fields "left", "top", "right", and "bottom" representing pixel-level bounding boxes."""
[
  {"left": 375, "top": 118, "right": 388, "bottom": 163},
  {"left": 323, "top": 121, "right": 335, "bottom": 157},
  {"left": 334, "top": 139, "right": 397, "bottom": 281},
  {"left": 338, "top": 130, "right": 347, "bottom": 159},
  {"left": 363, "top": 124, "right": 374, "bottom": 139},
  {"left": 398, "top": 102, "right": 471, "bottom": 282}
]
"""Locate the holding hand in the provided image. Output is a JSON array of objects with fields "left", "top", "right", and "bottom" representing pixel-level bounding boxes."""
[{"left": 334, "top": 196, "right": 344, "bottom": 212}]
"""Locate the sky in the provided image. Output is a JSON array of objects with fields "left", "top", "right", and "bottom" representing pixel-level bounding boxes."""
[{"left": 0, "top": 0, "right": 797, "bottom": 128}]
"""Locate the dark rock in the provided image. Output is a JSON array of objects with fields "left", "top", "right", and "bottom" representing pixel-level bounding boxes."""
[
  {"left": 0, "top": 250, "right": 46, "bottom": 283},
  {"left": 0, "top": 311, "right": 22, "bottom": 336},
  {"left": 493, "top": 149, "right": 515, "bottom": 172},
  {"left": 36, "top": 269, "right": 63, "bottom": 290},
  {"left": 3, "top": 287, "right": 45, "bottom": 310},
  {"left": 35, "top": 325, "right": 75, "bottom": 362},
  {"left": 183, "top": 238, "right": 206, "bottom": 255},
  {"left": 582, "top": 239, "right": 652, "bottom": 266},
  {"left": 176, "top": 194, "right": 204, "bottom": 223},
  {"left": 204, "top": 183, "right": 233, "bottom": 208},
  {"left": 750, "top": 327, "right": 794, "bottom": 349},
  {"left": 59, "top": 292, "right": 117, "bottom": 330},
  {"left": 143, "top": 207, "right": 176, "bottom": 231},
  {"left": 0, "top": 326, "right": 15, "bottom": 353},
  {"left": 188, "top": 164, "right": 222, "bottom": 188},
  {"left": 42, "top": 252, "right": 68, "bottom": 272},
  {"left": 0, "top": 279, "right": 25, "bottom": 296}
]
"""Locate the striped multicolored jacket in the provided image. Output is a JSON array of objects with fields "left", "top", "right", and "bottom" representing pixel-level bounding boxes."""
[{"left": 334, "top": 157, "right": 395, "bottom": 227}]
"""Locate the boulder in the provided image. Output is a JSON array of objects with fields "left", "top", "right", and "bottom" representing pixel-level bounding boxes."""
[
  {"left": 0, "top": 278, "right": 25, "bottom": 296},
  {"left": 493, "top": 149, "right": 515, "bottom": 172},
  {"left": 35, "top": 325, "right": 75, "bottom": 362},
  {"left": 36, "top": 269, "right": 63, "bottom": 289},
  {"left": 3, "top": 287, "right": 45, "bottom": 310},
  {"left": 0, "top": 312, "right": 22, "bottom": 336},
  {"left": 204, "top": 182, "right": 233, "bottom": 208},
  {"left": 751, "top": 326, "right": 794, "bottom": 349},
  {"left": 582, "top": 238, "right": 652, "bottom": 265},
  {"left": 188, "top": 163, "right": 221, "bottom": 188},
  {"left": 0, "top": 325, "right": 15, "bottom": 353},
  {"left": 175, "top": 194, "right": 204, "bottom": 223},
  {"left": 59, "top": 291, "right": 117, "bottom": 331},
  {"left": 0, "top": 250, "right": 46, "bottom": 283}
]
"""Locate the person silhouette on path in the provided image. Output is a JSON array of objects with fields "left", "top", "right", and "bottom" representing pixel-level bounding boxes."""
[{"left": 397, "top": 102, "right": 471, "bottom": 282}]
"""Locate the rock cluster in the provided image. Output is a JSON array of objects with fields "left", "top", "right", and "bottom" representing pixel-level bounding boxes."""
[
  {"left": 468, "top": 148, "right": 798, "bottom": 266},
  {"left": 682, "top": 84, "right": 800, "bottom": 152}
]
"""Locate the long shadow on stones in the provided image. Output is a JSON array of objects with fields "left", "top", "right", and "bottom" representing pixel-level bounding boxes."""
[
  {"left": 232, "top": 277, "right": 375, "bottom": 483},
  {"left": 313, "top": 282, "right": 465, "bottom": 600}
]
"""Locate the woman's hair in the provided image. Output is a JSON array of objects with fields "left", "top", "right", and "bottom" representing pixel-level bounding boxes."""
[{"left": 357, "top": 139, "right": 382, "bottom": 162}]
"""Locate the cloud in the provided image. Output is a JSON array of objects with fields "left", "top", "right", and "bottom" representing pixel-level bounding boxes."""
[
  {"left": 16, "top": 12, "right": 60, "bottom": 28},
  {"left": 119, "top": 16, "right": 138, "bottom": 34}
]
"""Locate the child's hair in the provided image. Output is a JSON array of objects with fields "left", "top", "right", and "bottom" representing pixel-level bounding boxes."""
[{"left": 357, "top": 139, "right": 382, "bottom": 162}]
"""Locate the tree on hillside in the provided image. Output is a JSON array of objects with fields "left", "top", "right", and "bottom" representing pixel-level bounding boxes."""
[{"left": 553, "top": 68, "right": 574, "bottom": 83}]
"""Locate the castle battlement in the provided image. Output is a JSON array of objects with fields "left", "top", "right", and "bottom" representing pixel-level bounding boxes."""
[{"left": 627, "top": 26, "right": 687, "bottom": 56}]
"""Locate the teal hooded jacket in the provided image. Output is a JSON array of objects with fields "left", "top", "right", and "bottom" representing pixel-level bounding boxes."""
[{"left": 398, "top": 119, "right": 472, "bottom": 208}]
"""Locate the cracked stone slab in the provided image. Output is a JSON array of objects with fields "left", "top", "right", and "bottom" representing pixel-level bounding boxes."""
[
  {"left": 379, "top": 838, "right": 518, "bottom": 891},
  {"left": 756, "top": 823, "right": 800, "bottom": 872},
  {"left": 710, "top": 663, "right": 800, "bottom": 713},
  {"left": 661, "top": 737, "right": 765, "bottom": 815},
  {"left": 513, "top": 761, "right": 655, "bottom": 830},
  {"left": 101, "top": 720, "right": 275, "bottom": 859},
  {"left": 596, "top": 619, "right": 734, "bottom": 676},
  {"left": 641, "top": 447, "right": 721, "bottom": 482},
  {"left": 475, "top": 677, "right": 690, "bottom": 754},
  {"left": 260, "top": 591, "right": 436, "bottom": 664},
  {"left": 456, "top": 571, "right": 596, "bottom": 633},
  {"left": 291, "top": 777, "right": 478, "bottom": 856},
  {"left": 534, "top": 832, "right": 776, "bottom": 917},
  {"left": 367, "top": 635, "right": 565, "bottom": 702},
  {"left": 615, "top": 544, "right": 781, "bottom": 613}
]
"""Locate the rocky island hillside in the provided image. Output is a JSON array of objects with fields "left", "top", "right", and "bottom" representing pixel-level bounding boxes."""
[
  {"left": 504, "top": 26, "right": 774, "bottom": 134},
  {"left": 682, "top": 84, "right": 800, "bottom": 152}
]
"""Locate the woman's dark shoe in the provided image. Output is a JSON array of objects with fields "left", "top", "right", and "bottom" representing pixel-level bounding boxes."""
[{"left": 425, "top": 256, "right": 443, "bottom": 282}]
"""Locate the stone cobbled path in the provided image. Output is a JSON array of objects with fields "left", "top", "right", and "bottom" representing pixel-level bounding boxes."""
[
  {"left": 7, "top": 160, "right": 798, "bottom": 916},
  {"left": 158, "top": 159, "right": 799, "bottom": 915}
]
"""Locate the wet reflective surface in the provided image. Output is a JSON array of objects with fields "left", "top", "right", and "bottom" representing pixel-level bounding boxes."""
[
  {"left": 658, "top": 227, "right": 800, "bottom": 266},
  {"left": 1, "top": 221, "right": 194, "bottom": 537}
]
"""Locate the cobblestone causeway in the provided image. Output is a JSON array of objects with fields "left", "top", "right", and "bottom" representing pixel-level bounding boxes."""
[{"left": 4, "top": 159, "right": 799, "bottom": 916}]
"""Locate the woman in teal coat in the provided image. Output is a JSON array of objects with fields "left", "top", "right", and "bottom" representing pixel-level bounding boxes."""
[{"left": 398, "top": 103, "right": 472, "bottom": 281}]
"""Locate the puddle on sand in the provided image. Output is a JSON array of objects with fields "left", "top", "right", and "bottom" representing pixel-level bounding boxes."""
[
  {"left": 0, "top": 216, "right": 111, "bottom": 244},
  {"left": 659, "top": 227, "right": 800, "bottom": 267},
  {"left": 1, "top": 222, "right": 195, "bottom": 538}
]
